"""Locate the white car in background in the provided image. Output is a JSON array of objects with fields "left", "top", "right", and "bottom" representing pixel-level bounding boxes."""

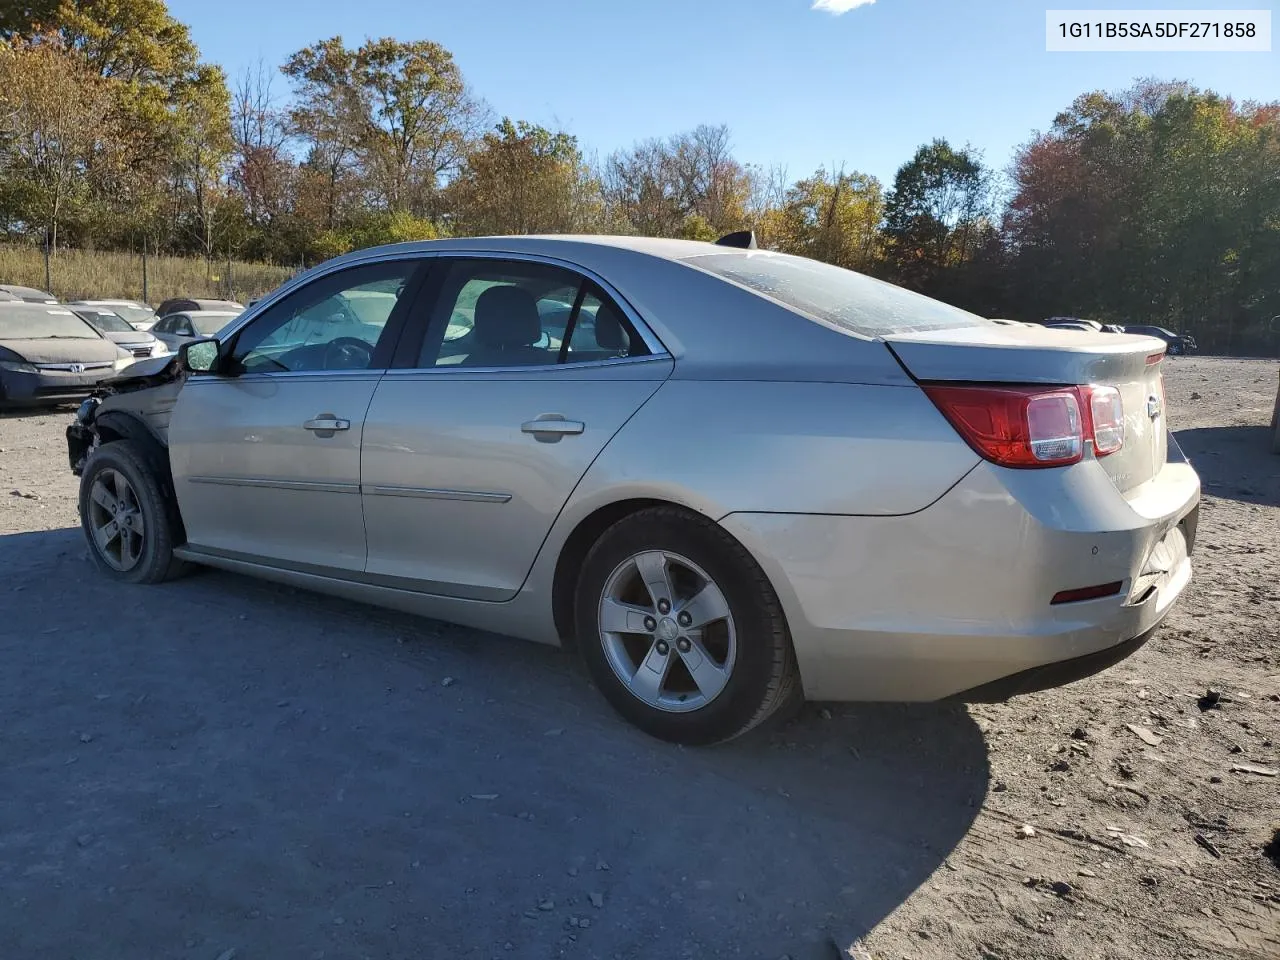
[
  {"left": 70, "top": 306, "right": 169, "bottom": 360},
  {"left": 71, "top": 299, "right": 159, "bottom": 332}
]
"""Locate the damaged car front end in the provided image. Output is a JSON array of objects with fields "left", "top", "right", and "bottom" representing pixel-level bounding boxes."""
[{"left": 67, "top": 351, "right": 191, "bottom": 477}]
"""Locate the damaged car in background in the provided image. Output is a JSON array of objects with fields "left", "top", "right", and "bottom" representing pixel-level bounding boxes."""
[{"left": 67, "top": 235, "right": 1200, "bottom": 745}]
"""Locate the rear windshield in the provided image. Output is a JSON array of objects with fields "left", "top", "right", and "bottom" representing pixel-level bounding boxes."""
[
  {"left": 684, "top": 251, "right": 989, "bottom": 337},
  {"left": 111, "top": 304, "right": 155, "bottom": 325},
  {"left": 0, "top": 306, "right": 100, "bottom": 339},
  {"left": 192, "top": 313, "right": 237, "bottom": 335}
]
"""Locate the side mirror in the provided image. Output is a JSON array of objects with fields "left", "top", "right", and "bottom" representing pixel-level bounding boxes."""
[{"left": 180, "top": 338, "right": 220, "bottom": 374}]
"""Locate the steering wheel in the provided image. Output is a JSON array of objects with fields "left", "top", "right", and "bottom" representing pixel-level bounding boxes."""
[{"left": 323, "top": 336, "right": 374, "bottom": 370}]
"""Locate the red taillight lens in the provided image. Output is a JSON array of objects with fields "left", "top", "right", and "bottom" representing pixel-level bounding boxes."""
[
  {"left": 923, "top": 385, "right": 1083, "bottom": 468},
  {"left": 1086, "top": 385, "right": 1124, "bottom": 456},
  {"left": 924, "top": 383, "right": 1126, "bottom": 469}
]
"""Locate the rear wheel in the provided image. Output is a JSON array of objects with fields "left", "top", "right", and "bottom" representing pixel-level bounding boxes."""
[
  {"left": 574, "top": 506, "right": 800, "bottom": 744},
  {"left": 79, "top": 440, "right": 188, "bottom": 583}
]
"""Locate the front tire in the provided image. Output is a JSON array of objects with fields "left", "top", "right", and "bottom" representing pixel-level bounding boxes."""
[
  {"left": 79, "top": 440, "right": 188, "bottom": 583},
  {"left": 574, "top": 506, "right": 800, "bottom": 745}
]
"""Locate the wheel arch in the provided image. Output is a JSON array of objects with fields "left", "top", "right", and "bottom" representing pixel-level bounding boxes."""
[
  {"left": 548, "top": 495, "right": 798, "bottom": 664},
  {"left": 551, "top": 497, "right": 671, "bottom": 653},
  {"left": 88, "top": 411, "right": 186, "bottom": 543}
]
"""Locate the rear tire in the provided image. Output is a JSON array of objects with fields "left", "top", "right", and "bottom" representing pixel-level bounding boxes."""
[
  {"left": 79, "top": 440, "right": 189, "bottom": 584},
  {"left": 574, "top": 506, "right": 800, "bottom": 745}
]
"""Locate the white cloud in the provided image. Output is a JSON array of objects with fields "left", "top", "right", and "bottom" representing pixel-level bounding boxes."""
[{"left": 811, "top": 0, "right": 876, "bottom": 13}]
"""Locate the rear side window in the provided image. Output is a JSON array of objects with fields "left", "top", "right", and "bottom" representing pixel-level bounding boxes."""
[{"left": 684, "top": 251, "right": 991, "bottom": 338}]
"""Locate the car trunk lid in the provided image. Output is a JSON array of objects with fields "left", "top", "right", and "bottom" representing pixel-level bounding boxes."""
[{"left": 884, "top": 325, "right": 1168, "bottom": 493}]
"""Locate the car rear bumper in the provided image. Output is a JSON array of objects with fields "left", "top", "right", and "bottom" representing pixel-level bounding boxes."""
[
  {"left": 0, "top": 368, "right": 114, "bottom": 407},
  {"left": 719, "top": 451, "right": 1200, "bottom": 702}
]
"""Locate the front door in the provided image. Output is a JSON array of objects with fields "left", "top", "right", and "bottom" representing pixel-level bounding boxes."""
[
  {"left": 361, "top": 257, "right": 672, "bottom": 600},
  {"left": 169, "top": 257, "right": 428, "bottom": 572}
]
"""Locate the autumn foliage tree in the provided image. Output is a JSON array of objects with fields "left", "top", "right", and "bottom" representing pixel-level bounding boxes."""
[{"left": 446, "top": 119, "right": 596, "bottom": 236}]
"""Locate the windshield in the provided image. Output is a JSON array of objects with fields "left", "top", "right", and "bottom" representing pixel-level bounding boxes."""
[
  {"left": 112, "top": 304, "right": 155, "bottom": 325},
  {"left": 77, "top": 310, "right": 135, "bottom": 334},
  {"left": 192, "top": 313, "right": 236, "bottom": 335},
  {"left": 684, "top": 251, "right": 989, "bottom": 337},
  {"left": 0, "top": 306, "right": 100, "bottom": 339}
]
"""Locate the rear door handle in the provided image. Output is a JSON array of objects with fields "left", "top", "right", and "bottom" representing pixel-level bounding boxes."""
[
  {"left": 521, "top": 415, "right": 585, "bottom": 442},
  {"left": 303, "top": 416, "right": 351, "bottom": 432}
]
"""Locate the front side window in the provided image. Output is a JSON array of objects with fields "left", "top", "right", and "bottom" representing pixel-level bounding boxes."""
[
  {"left": 418, "top": 259, "right": 648, "bottom": 368},
  {"left": 230, "top": 260, "right": 419, "bottom": 373}
]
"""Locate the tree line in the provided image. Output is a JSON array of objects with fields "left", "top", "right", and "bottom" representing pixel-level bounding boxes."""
[{"left": 1, "top": 1, "right": 1277, "bottom": 354}]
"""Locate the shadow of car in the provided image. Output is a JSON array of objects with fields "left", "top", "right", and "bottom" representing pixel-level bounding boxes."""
[{"left": 0, "top": 523, "right": 987, "bottom": 958}]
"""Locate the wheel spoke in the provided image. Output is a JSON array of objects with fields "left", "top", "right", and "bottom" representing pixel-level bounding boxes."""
[
  {"left": 633, "top": 551, "right": 674, "bottom": 609},
  {"left": 90, "top": 481, "right": 117, "bottom": 512},
  {"left": 599, "top": 597, "right": 653, "bottom": 634},
  {"left": 120, "top": 527, "right": 139, "bottom": 566},
  {"left": 677, "top": 581, "right": 730, "bottom": 629},
  {"left": 678, "top": 639, "right": 729, "bottom": 701},
  {"left": 94, "top": 519, "right": 119, "bottom": 553},
  {"left": 629, "top": 640, "right": 673, "bottom": 704},
  {"left": 111, "top": 470, "right": 129, "bottom": 504}
]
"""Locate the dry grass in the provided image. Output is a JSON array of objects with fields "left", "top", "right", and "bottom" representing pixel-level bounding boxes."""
[{"left": 0, "top": 245, "right": 294, "bottom": 305}]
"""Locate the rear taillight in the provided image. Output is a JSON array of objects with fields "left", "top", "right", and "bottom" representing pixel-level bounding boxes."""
[
  {"left": 924, "top": 384, "right": 1125, "bottom": 469},
  {"left": 1087, "top": 385, "right": 1124, "bottom": 456}
]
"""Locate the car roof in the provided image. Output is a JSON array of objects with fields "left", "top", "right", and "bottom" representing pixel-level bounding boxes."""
[
  {"left": 73, "top": 299, "right": 149, "bottom": 308},
  {"left": 298, "top": 235, "right": 918, "bottom": 382},
  {"left": 0, "top": 283, "right": 58, "bottom": 302},
  {"left": 0, "top": 301, "right": 96, "bottom": 323},
  {"left": 168, "top": 310, "right": 242, "bottom": 319}
]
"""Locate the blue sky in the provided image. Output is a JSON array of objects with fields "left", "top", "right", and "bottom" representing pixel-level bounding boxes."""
[{"left": 169, "top": 0, "right": 1276, "bottom": 185}]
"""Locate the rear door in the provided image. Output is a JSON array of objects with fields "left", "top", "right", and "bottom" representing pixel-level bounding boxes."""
[
  {"left": 360, "top": 256, "right": 672, "bottom": 600},
  {"left": 169, "top": 257, "right": 428, "bottom": 572}
]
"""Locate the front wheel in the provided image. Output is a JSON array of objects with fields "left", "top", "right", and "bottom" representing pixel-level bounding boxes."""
[
  {"left": 79, "top": 440, "right": 188, "bottom": 583},
  {"left": 574, "top": 506, "right": 800, "bottom": 745}
]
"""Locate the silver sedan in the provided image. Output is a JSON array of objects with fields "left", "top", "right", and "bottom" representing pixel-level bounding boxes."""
[{"left": 66, "top": 236, "right": 1199, "bottom": 744}]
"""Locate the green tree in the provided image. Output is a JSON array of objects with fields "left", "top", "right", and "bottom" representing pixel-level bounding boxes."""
[
  {"left": 883, "top": 139, "right": 993, "bottom": 292},
  {"left": 1005, "top": 81, "right": 1280, "bottom": 352},
  {"left": 770, "top": 167, "right": 884, "bottom": 271},
  {"left": 283, "top": 36, "right": 487, "bottom": 219},
  {"left": 0, "top": 37, "right": 121, "bottom": 251}
]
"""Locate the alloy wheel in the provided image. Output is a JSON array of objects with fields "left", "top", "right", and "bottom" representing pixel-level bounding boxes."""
[
  {"left": 87, "top": 468, "right": 146, "bottom": 572},
  {"left": 597, "top": 550, "right": 737, "bottom": 713}
]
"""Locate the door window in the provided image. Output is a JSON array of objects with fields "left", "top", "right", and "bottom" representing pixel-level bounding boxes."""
[
  {"left": 229, "top": 260, "right": 421, "bottom": 373},
  {"left": 417, "top": 259, "right": 648, "bottom": 368}
]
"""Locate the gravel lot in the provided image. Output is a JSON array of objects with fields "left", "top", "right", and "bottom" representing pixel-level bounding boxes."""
[{"left": 2, "top": 356, "right": 1277, "bottom": 960}]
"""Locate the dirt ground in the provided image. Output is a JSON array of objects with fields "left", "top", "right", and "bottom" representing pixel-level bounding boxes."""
[{"left": 1, "top": 356, "right": 1277, "bottom": 960}]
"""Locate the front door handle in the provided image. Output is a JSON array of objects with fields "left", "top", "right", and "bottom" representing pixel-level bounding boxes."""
[
  {"left": 521, "top": 415, "right": 585, "bottom": 442},
  {"left": 303, "top": 416, "right": 351, "bottom": 432}
]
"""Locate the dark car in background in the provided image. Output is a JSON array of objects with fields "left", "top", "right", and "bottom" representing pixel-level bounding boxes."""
[
  {"left": 1122, "top": 324, "right": 1197, "bottom": 355},
  {"left": 0, "top": 303, "right": 127, "bottom": 407},
  {"left": 155, "top": 297, "right": 244, "bottom": 318}
]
